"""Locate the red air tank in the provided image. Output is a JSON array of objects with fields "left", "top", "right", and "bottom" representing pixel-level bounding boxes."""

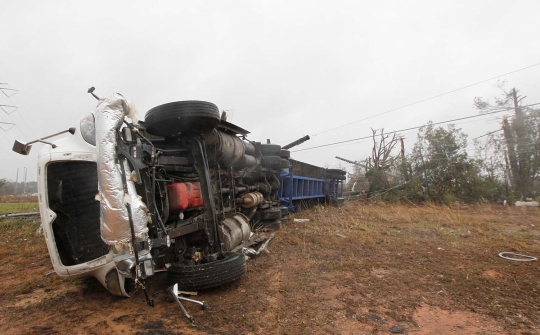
[{"left": 167, "top": 182, "right": 204, "bottom": 213}]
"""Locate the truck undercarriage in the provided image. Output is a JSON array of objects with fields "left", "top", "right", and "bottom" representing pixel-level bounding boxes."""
[{"left": 12, "top": 92, "right": 345, "bottom": 317}]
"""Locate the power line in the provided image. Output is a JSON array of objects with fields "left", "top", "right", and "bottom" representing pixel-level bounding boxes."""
[
  {"left": 311, "top": 61, "right": 540, "bottom": 137},
  {"left": 473, "top": 129, "right": 503, "bottom": 140},
  {"left": 302, "top": 116, "right": 494, "bottom": 153},
  {"left": 0, "top": 121, "right": 15, "bottom": 132},
  {"left": 0, "top": 87, "right": 19, "bottom": 98},
  {"left": 292, "top": 103, "right": 540, "bottom": 153},
  {"left": 0, "top": 83, "right": 38, "bottom": 140}
]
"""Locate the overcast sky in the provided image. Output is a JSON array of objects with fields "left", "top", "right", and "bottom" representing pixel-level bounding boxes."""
[{"left": 1, "top": 0, "right": 540, "bottom": 182}]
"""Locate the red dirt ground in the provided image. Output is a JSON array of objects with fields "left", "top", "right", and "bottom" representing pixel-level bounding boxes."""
[{"left": 1, "top": 202, "right": 539, "bottom": 334}]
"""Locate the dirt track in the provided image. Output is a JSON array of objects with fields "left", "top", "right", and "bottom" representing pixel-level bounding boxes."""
[{"left": 1, "top": 202, "right": 539, "bottom": 334}]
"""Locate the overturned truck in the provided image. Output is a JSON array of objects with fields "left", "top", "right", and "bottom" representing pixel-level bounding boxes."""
[{"left": 13, "top": 93, "right": 345, "bottom": 302}]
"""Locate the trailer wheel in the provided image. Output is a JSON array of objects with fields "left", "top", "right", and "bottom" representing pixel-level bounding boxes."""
[
  {"left": 325, "top": 173, "right": 347, "bottom": 180},
  {"left": 145, "top": 101, "right": 220, "bottom": 136},
  {"left": 326, "top": 169, "right": 346, "bottom": 175},
  {"left": 261, "top": 219, "right": 281, "bottom": 230},
  {"left": 279, "top": 149, "right": 290, "bottom": 158},
  {"left": 259, "top": 144, "right": 281, "bottom": 156},
  {"left": 261, "top": 207, "right": 282, "bottom": 221},
  {"left": 261, "top": 156, "right": 282, "bottom": 168},
  {"left": 279, "top": 159, "right": 291, "bottom": 169},
  {"left": 167, "top": 252, "right": 246, "bottom": 291}
]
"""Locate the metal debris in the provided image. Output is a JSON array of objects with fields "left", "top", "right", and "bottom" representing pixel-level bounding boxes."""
[
  {"left": 169, "top": 283, "right": 207, "bottom": 323},
  {"left": 243, "top": 233, "right": 275, "bottom": 258},
  {"left": 498, "top": 252, "right": 537, "bottom": 262},
  {"left": 0, "top": 212, "right": 40, "bottom": 218}
]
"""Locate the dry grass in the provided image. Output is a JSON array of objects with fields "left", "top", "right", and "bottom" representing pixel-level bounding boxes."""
[
  {"left": 0, "top": 195, "right": 39, "bottom": 214},
  {"left": 0, "top": 202, "right": 39, "bottom": 214},
  {"left": 0, "top": 195, "right": 38, "bottom": 203},
  {"left": 0, "top": 202, "right": 539, "bottom": 334}
]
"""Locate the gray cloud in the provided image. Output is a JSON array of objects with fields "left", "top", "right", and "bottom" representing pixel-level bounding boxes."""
[{"left": 1, "top": 0, "right": 540, "bottom": 180}]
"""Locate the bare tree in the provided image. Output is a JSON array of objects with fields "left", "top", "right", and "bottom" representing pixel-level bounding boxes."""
[{"left": 370, "top": 128, "right": 398, "bottom": 168}]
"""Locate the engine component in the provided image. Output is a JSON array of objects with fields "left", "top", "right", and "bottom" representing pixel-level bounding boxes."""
[
  {"left": 94, "top": 93, "right": 148, "bottom": 245},
  {"left": 282, "top": 135, "right": 310, "bottom": 150},
  {"left": 205, "top": 129, "right": 256, "bottom": 167},
  {"left": 240, "top": 154, "right": 258, "bottom": 167},
  {"left": 239, "top": 192, "right": 264, "bottom": 208},
  {"left": 243, "top": 141, "right": 256, "bottom": 156},
  {"left": 167, "top": 182, "right": 204, "bottom": 213},
  {"left": 220, "top": 214, "right": 251, "bottom": 251}
]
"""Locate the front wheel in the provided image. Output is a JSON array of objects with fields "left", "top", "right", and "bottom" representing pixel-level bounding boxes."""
[
  {"left": 167, "top": 252, "right": 246, "bottom": 291},
  {"left": 145, "top": 100, "right": 221, "bottom": 136}
]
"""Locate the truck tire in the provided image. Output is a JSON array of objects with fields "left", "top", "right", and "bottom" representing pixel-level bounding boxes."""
[
  {"left": 261, "top": 207, "right": 282, "bottom": 221},
  {"left": 325, "top": 173, "right": 346, "bottom": 180},
  {"left": 261, "top": 156, "right": 282, "bottom": 168},
  {"left": 279, "top": 149, "right": 290, "bottom": 158},
  {"left": 326, "top": 169, "right": 346, "bottom": 175},
  {"left": 167, "top": 252, "right": 246, "bottom": 291},
  {"left": 279, "top": 159, "right": 291, "bottom": 169},
  {"left": 261, "top": 219, "right": 281, "bottom": 230},
  {"left": 259, "top": 144, "right": 281, "bottom": 156},
  {"left": 145, "top": 101, "right": 220, "bottom": 136}
]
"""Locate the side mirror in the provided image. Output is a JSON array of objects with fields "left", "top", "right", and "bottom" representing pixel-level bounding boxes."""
[
  {"left": 12, "top": 128, "right": 76, "bottom": 155},
  {"left": 12, "top": 140, "right": 32, "bottom": 155}
]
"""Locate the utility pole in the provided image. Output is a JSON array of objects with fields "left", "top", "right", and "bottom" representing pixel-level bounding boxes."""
[
  {"left": 336, "top": 156, "right": 404, "bottom": 180},
  {"left": 23, "top": 167, "right": 27, "bottom": 195},
  {"left": 14, "top": 168, "right": 19, "bottom": 195},
  {"left": 399, "top": 138, "right": 409, "bottom": 181},
  {"left": 512, "top": 88, "right": 530, "bottom": 197},
  {"left": 335, "top": 156, "right": 368, "bottom": 169}
]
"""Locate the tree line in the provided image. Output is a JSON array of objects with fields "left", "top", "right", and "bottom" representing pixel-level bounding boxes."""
[
  {"left": 0, "top": 179, "right": 38, "bottom": 195},
  {"left": 350, "top": 83, "right": 540, "bottom": 203}
]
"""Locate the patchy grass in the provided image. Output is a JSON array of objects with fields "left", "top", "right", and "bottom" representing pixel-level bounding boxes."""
[
  {"left": 0, "top": 202, "right": 39, "bottom": 214},
  {"left": 0, "top": 195, "right": 38, "bottom": 203},
  {"left": 0, "top": 195, "right": 39, "bottom": 215},
  {"left": 0, "top": 202, "right": 539, "bottom": 334}
]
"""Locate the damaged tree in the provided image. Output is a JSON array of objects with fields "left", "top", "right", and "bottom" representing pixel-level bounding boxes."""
[
  {"left": 365, "top": 128, "right": 399, "bottom": 194},
  {"left": 475, "top": 85, "right": 540, "bottom": 198}
]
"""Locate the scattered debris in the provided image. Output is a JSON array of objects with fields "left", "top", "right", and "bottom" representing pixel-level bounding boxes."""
[
  {"left": 390, "top": 325, "right": 406, "bottom": 333},
  {"left": 242, "top": 233, "right": 275, "bottom": 258},
  {"left": 498, "top": 252, "right": 537, "bottom": 262},
  {"left": 293, "top": 219, "right": 310, "bottom": 222},
  {"left": 336, "top": 233, "right": 347, "bottom": 238},
  {"left": 365, "top": 314, "right": 383, "bottom": 322},
  {"left": 168, "top": 283, "right": 207, "bottom": 323},
  {"left": 0, "top": 211, "right": 40, "bottom": 218},
  {"left": 515, "top": 201, "right": 539, "bottom": 207}
]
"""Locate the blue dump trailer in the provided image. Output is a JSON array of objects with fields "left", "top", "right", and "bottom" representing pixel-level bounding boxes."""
[{"left": 279, "top": 159, "right": 345, "bottom": 212}]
